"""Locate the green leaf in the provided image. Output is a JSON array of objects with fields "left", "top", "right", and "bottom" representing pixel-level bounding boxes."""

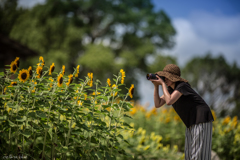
[
  {"left": 102, "top": 105, "right": 110, "bottom": 109},
  {"left": 71, "top": 130, "right": 82, "bottom": 135},
  {"left": 122, "top": 122, "right": 132, "bottom": 128},
  {"left": 36, "top": 111, "right": 47, "bottom": 118},
  {"left": 29, "top": 121, "right": 41, "bottom": 130},
  {"left": 90, "top": 137, "right": 99, "bottom": 144},
  {"left": 123, "top": 114, "right": 132, "bottom": 119},
  {"left": 105, "top": 152, "right": 112, "bottom": 160},
  {"left": 59, "top": 146, "right": 68, "bottom": 153},
  {"left": 0, "top": 115, "right": 7, "bottom": 121},
  {"left": 124, "top": 140, "right": 130, "bottom": 145},
  {"left": 41, "top": 123, "right": 50, "bottom": 129},
  {"left": 28, "top": 112, "right": 36, "bottom": 118},
  {"left": 126, "top": 102, "right": 133, "bottom": 108},
  {"left": 97, "top": 96, "right": 108, "bottom": 101},
  {"left": 16, "top": 116, "right": 27, "bottom": 122},
  {"left": 21, "top": 129, "right": 32, "bottom": 138},
  {"left": 117, "top": 134, "right": 124, "bottom": 139},
  {"left": 0, "top": 95, "right": 10, "bottom": 98},
  {"left": 7, "top": 102, "right": 17, "bottom": 109},
  {"left": 95, "top": 151, "right": 103, "bottom": 159},
  {"left": 8, "top": 120, "right": 17, "bottom": 127}
]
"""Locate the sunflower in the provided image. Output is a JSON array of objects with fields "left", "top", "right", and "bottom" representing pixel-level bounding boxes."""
[
  {"left": 28, "top": 66, "right": 32, "bottom": 77},
  {"left": 49, "top": 77, "right": 54, "bottom": 88},
  {"left": 92, "top": 91, "right": 100, "bottom": 95},
  {"left": 49, "top": 63, "right": 55, "bottom": 75},
  {"left": 107, "top": 78, "right": 111, "bottom": 87},
  {"left": 10, "top": 82, "right": 17, "bottom": 86},
  {"left": 3, "top": 87, "right": 7, "bottom": 94},
  {"left": 18, "top": 69, "right": 30, "bottom": 83},
  {"left": 36, "top": 66, "right": 43, "bottom": 78},
  {"left": 112, "top": 84, "right": 118, "bottom": 97},
  {"left": 66, "top": 74, "right": 73, "bottom": 86},
  {"left": 129, "top": 84, "right": 134, "bottom": 98},
  {"left": 57, "top": 74, "right": 64, "bottom": 87},
  {"left": 75, "top": 65, "right": 80, "bottom": 77},
  {"left": 84, "top": 94, "right": 87, "bottom": 100},
  {"left": 10, "top": 61, "right": 18, "bottom": 73},
  {"left": 87, "top": 72, "right": 93, "bottom": 87},
  {"left": 14, "top": 57, "right": 20, "bottom": 67},
  {"left": 120, "top": 69, "right": 125, "bottom": 84},
  {"left": 39, "top": 56, "right": 45, "bottom": 67},
  {"left": 62, "top": 65, "right": 65, "bottom": 75}
]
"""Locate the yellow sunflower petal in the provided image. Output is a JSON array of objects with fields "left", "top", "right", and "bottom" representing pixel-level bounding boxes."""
[
  {"left": 10, "top": 61, "right": 18, "bottom": 73},
  {"left": 18, "top": 69, "right": 30, "bottom": 83}
]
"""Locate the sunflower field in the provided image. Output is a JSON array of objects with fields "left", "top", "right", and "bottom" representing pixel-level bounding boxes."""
[
  {"left": 1, "top": 57, "right": 240, "bottom": 160},
  {"left": 0, "top": 57, "right": 134, "bottom": 159},
  {"left": 121, "top": 103, "right": 240, "bottom": 160}
]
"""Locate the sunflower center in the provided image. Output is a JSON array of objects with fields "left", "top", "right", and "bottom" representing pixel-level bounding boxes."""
[
  {"left": 16, "top": 61, "right": 19, "bottom": 67},
  {"left": 13, "top": 64, "right": 17, "bottom": 71},
  {"left": 131, "top": 88, "right": 134, "bottom": 95},
  {"left": 29, "top": 70, "right": 32, "bottom": 76},
  {"left": 50, "top": 66, "right": 55, "bottom": 72},
  {"left": 39, "top": 69, "right": 42, "bottom": 76},
  {"left": 59, "top": 77, "right": 63, "bottom": 84},
  {"left": 21, "top": 73, "right": 27, "bottom": 80},
  {"left": 69, "top": 77, "right": 73, "bottom": 84}
]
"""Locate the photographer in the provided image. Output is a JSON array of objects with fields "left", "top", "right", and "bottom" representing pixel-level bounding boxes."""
[{"left": 149, "top": 64, "right": 214, "bottom": 160}]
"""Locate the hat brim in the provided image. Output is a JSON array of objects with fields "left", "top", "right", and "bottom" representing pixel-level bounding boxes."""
[{"left": 155, "top": 71, "right": 188, "bottom": 82}]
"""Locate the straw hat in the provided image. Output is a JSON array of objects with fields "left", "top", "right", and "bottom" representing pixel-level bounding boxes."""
[{"left": 155, "top": 64, "right": 188, "bottom": 82}]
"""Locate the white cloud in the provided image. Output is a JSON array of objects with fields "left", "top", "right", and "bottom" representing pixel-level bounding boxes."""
[
  {"left": 190, "top": 11, "right": 240, "bottom": 43},
  {"left": 163, "top": 12, "right": 240, "bottom": 67}
]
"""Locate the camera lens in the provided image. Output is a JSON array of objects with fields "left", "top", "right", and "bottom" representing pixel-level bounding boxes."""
[{"left": 146, "top": 73, "right": 157, "bottom": 80}]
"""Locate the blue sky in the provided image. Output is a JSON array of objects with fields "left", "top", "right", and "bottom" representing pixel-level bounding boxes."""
[
  {"left": 152, "top": 0, "right": 240, "bottom": 18},
  {"left": 150, "top": 0, "right": 240, "bottom": 66}
]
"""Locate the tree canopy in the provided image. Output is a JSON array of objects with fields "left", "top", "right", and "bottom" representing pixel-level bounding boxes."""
[
  {"left": 2, "top": 0, "right": 177, "bottom": 99},
  {"left": 182, "top": 53, "right": 240, "bottom": 117}
]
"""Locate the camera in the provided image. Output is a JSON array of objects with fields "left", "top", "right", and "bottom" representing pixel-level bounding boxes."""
[{"left": 146, "top": 73, "right": 165, "bottom": 81}]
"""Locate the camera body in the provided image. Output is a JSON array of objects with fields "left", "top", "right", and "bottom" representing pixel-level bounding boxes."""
[{"left": 146, "top": 73, "right": 165, "bottom": 81}]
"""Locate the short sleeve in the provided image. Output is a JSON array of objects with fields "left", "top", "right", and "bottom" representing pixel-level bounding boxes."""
[{"left": 175, "top": 82, "right": 189, "bottom": 96}]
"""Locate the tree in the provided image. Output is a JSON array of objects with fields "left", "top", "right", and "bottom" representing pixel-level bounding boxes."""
[
  {"left": 8, "top": 0, "right": 176, "bottom": 99},
  {"left": 0, "top": 0, "right": 26, "bottom": 36},
  {"left": 182, "top": 53, "right": 240, "bottom": 117}
]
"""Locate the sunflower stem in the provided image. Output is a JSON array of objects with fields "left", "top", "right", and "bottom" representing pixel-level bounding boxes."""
[{"left": 108, "top": 76, "right": 120, "bottom": 156}]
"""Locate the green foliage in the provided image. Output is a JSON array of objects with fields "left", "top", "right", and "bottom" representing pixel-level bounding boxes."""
[
  {"left": 124, "top": 104, "right": 240, "bottom": 160},
  {"left": 119, "top": 126, "right": 183, "bottom": 160},
  {"left": 78, "top": 44, "right": 115, "bottom": 74},
  {"left": 0, "top": 57, "right": 134, "bottom": 159},
  {"left": 182, "top": 53, "right": 240, "bottom": 117},
  {"left": 3, "top": 0, "right": 176, "bottom": 99},
  {"left": 0, "top": 0, "right": 26, "bottom": 36},
  {"left": 212, "top": 116, "right": 240, "bottom": 160}
]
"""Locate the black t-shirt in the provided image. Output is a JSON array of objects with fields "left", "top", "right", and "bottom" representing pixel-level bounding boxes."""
[{"left": 168, "top": 81, "right": 214, "bottom": 128}]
